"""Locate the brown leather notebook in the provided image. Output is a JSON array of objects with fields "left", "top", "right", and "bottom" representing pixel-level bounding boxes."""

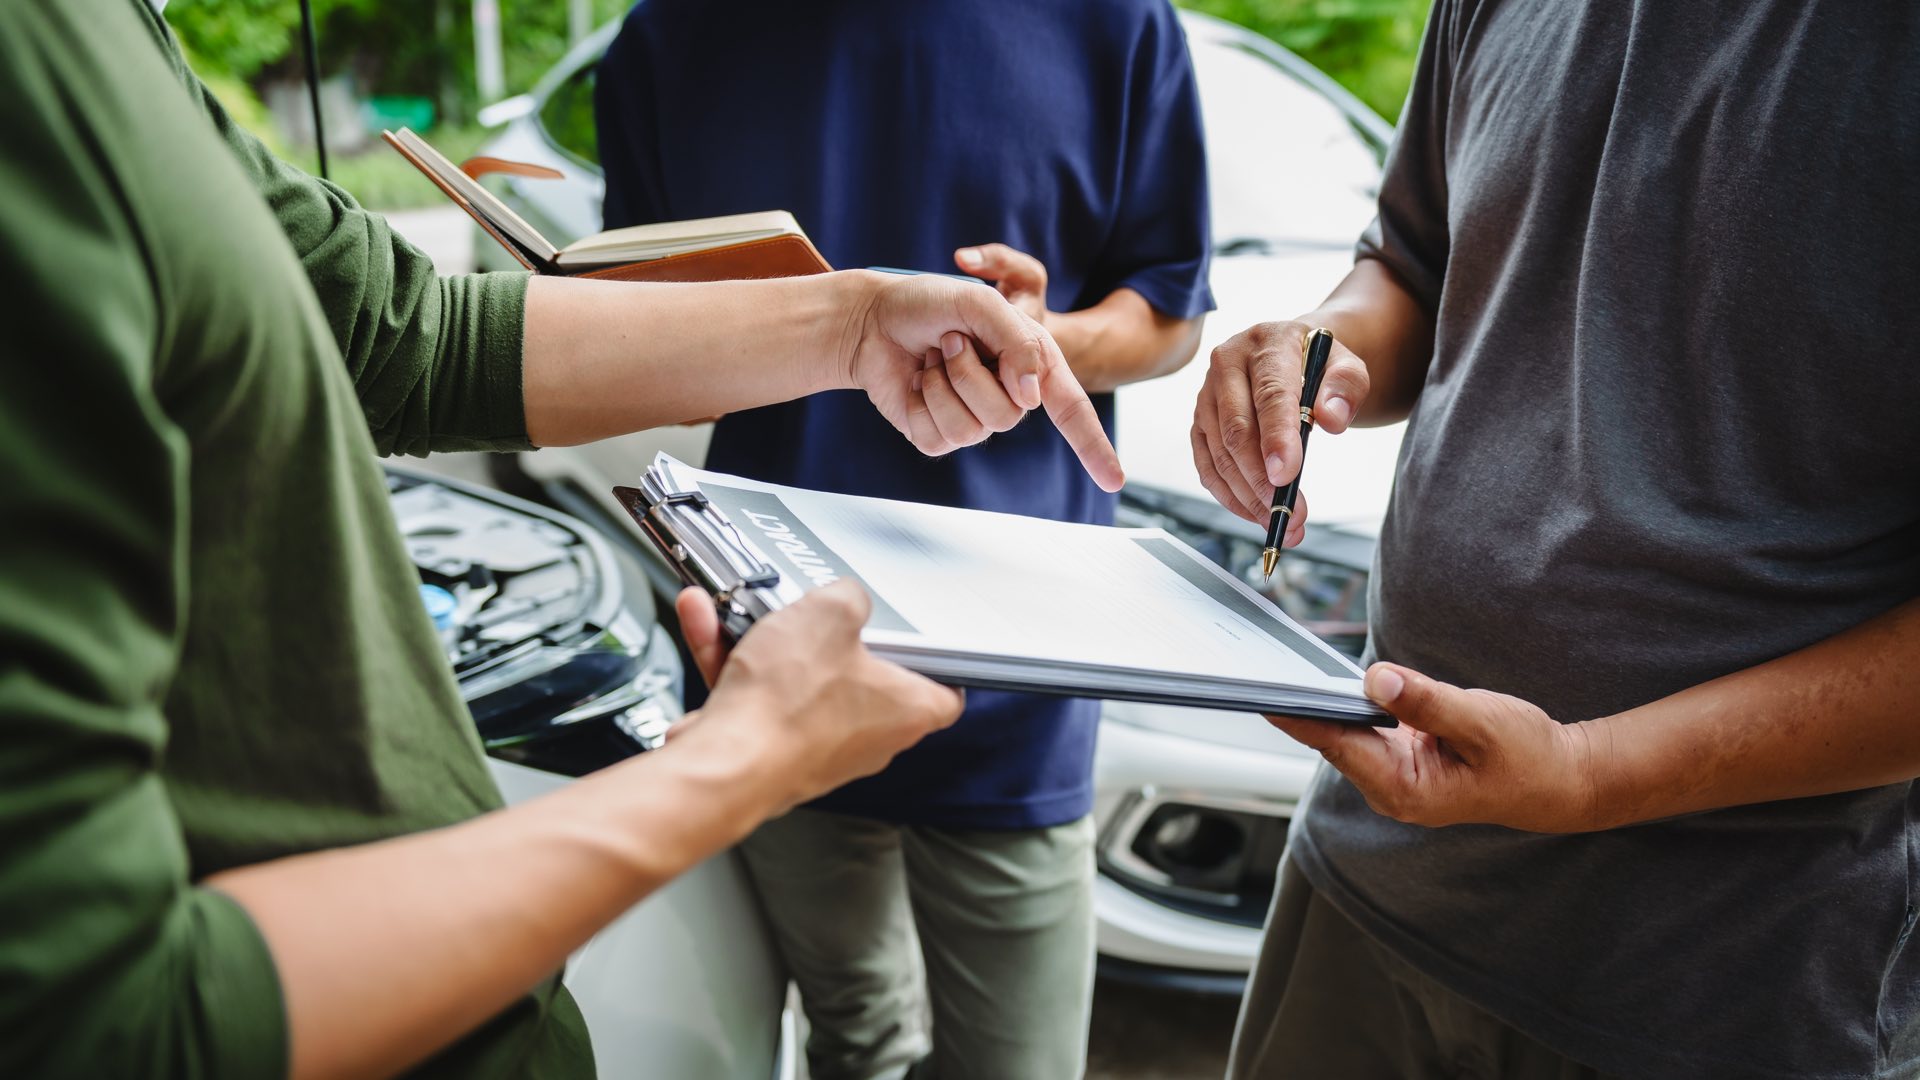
[{"left": 382, "top": 128, "right": 831, "bottom": 282}]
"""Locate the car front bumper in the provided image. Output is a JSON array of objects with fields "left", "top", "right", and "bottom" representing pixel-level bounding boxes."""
[{"left": 1092, "top": 701, "right": 1320, "bottom": 983}]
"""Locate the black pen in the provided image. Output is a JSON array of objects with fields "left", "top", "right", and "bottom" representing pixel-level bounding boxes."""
[{"left": 1262, "top": 327, "right": 1335, "bottom": 579}]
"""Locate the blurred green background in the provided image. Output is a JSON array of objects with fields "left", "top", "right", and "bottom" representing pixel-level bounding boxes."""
[
  {"left": 164, "top": 0, "right": 1430, "bottom": 210},
  {"left": 1180, "top": 0, "right": 1430, "bottom": 119}
]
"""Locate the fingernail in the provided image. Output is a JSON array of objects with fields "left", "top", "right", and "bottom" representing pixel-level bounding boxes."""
[
  {"left": 957, "top": 248, "right": 981, "bottom": 267},
  {"left": 1019, "top": 373, "right": 1041, "bottom": 408},
  {"left": 941, "top": 331, "right": 965, "bottom": 360},
  {"left": 911, "top": 371, "right": 924, "bottom": 393},
  {"left": 1322, "top": 396, "right": 1352, "bottom": 429},
  {"left": 1265, "top": 453, "right": 1287, "bottom": 486},
  {"left": 1367, "top": 667, "right": 1405, "bottom": 705}
]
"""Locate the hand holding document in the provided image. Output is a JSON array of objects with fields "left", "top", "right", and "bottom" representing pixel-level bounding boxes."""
[{"left": 621, "top": 456, "right": 1389, "bottom": 725}]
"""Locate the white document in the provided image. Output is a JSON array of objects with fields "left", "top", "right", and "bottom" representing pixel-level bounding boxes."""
[{"left": 644, "top": 455, "right": 1386, "bottom": 724}]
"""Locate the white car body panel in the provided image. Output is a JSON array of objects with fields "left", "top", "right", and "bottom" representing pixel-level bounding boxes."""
[{"left": 489, "top": 759, "right": 792, "bottom": 1080}]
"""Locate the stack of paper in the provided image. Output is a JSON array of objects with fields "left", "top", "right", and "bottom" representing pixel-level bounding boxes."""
[{"left": 555, "top": 211, "right": 804, "bottom": 269}]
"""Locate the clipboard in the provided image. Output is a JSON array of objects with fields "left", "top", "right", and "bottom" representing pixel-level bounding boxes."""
[
  {"left": 612, "top": 457, "right": 1391, "bottom": 726},
  {"left": 613, "top": 478, "right": 781, "bottom": 644}
]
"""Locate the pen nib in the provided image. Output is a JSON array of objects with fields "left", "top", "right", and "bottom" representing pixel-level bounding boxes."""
[{"left": 1261, "top": 547, "right": 1280, "bottom": 580}]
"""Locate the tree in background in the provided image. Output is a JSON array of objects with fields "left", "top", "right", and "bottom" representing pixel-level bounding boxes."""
[
  {"left": 166, "top": 0, "right": 311, "bottom": 81},
  {"left": 1178, "top": 0, "right": 1432, "bottom": 120},
  {"left": 166, "top": 0, "right": 630, "bottom": 125}
]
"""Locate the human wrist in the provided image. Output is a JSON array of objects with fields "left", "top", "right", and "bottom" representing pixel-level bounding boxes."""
[
  {"left": 1295, "top": 305, "right": 1365, "bottom": 343},
  {"left": 1047, "top": 309, "right": 1114, "bottom": 391},
  {"left": 823, "top": 269, "right": 887, "bottom": 393},
  {"left": 1042, "top": 307, "right": 1082, "bottom": 357},
  {"left": 1551, "top": 717, "right": 1615, "bottom": 833},
  {"left": 528, "top": 708, "right": 791, "bottom": 892},
  {"left": 674, "top": 693, "right": 809, "bottom": 819}
]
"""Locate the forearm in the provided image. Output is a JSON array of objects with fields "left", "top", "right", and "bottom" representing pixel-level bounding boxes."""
[
  {"left": 1296, "top": 258, "right": 1436, "bottom": 425},
  {"left": 1574, "top": 597, "right": 1920, "bottom": 831},
  {"left": 1047, "top": 287, "right": 1203, "bottom": 393},
  {"left": 207, "top": 707, "right": 791, "bottom": 1080},
  {"left": 522, "top": 271, "right": 874, "bottom": 446}
]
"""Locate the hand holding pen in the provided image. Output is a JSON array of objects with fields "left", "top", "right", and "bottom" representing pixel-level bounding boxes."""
[
  {"left": 1262, "top": 328, "right": 1334, "bottom": 577},
  {"left": 1189, "top": 319, "right": 1372, "bottom": 538}
]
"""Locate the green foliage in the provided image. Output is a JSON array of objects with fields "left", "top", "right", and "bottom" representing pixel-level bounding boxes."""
[
  {"left": 166, "top": 0, "right": 628, "bottom": 208},
  {"left": 1178, "top": 0, "right": 1433, "bottom": 120},
  {"left": 165, "top": 0, "right": 300, "bottom": 80},
  {"left": 166, "top": 0, "right": 368, "bottom": 81},
  {"left": 166, "top": 0, "right": 629, "bottom": 121}
]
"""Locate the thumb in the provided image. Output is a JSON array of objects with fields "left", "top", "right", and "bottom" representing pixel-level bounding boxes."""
[
  {"left": 674, "top": 587, "right": 727, "bottom": 689},
  {"left": 814, "top": 578, "right": 874, "bottom": 627},
  {"left": 1313, "top": 342, "right": 1372, "bottom": 435},
  {"left": 1365, "top": 663, "right": 1490, "bottom": 754}
]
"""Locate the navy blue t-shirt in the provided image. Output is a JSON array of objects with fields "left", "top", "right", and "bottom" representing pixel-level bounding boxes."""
[{"left": 597, "top": 0, "right": 1213, "bottom": 828}]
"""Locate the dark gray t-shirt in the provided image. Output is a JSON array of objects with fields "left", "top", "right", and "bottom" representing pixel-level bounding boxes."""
[{"left": 1292, "top": 2, "right": 1920, "bottom": 1077}]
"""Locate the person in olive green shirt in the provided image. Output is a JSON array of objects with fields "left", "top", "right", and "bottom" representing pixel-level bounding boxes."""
[{"left": 0, "top": 1, "right": 1126, "bottom": 1077}]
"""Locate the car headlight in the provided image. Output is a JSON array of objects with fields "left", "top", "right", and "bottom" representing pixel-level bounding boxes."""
[{"left": 1116, "top": 485, "right": 1373, "bottom": 659}]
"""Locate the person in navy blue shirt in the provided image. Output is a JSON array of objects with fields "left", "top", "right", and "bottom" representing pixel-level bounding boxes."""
[{"left": 598, "top": 2, "right": 1212, "bottom": 1075}]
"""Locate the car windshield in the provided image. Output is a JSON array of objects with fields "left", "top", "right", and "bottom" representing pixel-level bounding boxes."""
[
  {"left": 1189, "top": 34, "right": 1385, "bottom": 253},
  {"left": 541, "top": 61, "right": 601, "bottom": 166}
]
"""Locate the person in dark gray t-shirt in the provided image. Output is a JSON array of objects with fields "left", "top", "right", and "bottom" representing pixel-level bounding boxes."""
[{"left": 1190, "top": 2, "right": 1920, "bottom": 1078}]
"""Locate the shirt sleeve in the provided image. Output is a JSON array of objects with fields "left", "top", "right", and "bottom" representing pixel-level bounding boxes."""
[
  {"left": 148, "top": 16, "right": 534, "bottom": 456},
  {"left": 1084, "top": 3, "right": 1216, "bottom": 320},
  {"left": 1354, "top": 0, "right": 1457, "bottom": 311},
  {"left": 595, "top": 14, "right": 671, "bottom": 229},
  {"left": 0, "top": 10, "right": 285, "bottom": 1076}
]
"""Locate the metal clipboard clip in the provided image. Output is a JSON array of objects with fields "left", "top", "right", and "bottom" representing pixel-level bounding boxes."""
[{"left": 613, "top": 474, "right": 783, "bottom": 643}]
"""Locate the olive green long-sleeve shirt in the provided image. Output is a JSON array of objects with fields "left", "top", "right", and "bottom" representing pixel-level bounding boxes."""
[{"left": 0, "top": 0, "right": 591, "bottom": 1074}]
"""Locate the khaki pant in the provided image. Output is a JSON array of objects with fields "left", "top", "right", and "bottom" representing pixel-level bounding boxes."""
[
  {"left": 1228, "top": 857, "right": 1614, "bottom": 1080},
  {"left": 737, "top": 808, "right": 1096, "bottom": 1080}
]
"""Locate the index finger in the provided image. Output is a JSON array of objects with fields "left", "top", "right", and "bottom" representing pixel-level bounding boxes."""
[
  {"left": 952, "top": 288, "right": 1125, "bottom": 492},
  {"left": 1267, "top": 712, "right": 1397, "bottom": 790},
  {"left": 1247, "top": 330, "right": 1305, "bottom": 487},
  {"left": 1265, "top": 712, "right": 1350, "bottom": 752},
  {"left": 1037, "top": 354, "right": 1123, "bottom": 492}
]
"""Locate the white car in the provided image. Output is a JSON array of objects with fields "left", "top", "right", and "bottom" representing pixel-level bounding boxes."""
[
  {"left": 386, "top": 462, "right": 795, "bottom": 1079},
  {"left": 467, "top": 9, "right": 1403, "bottom": 993}
]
